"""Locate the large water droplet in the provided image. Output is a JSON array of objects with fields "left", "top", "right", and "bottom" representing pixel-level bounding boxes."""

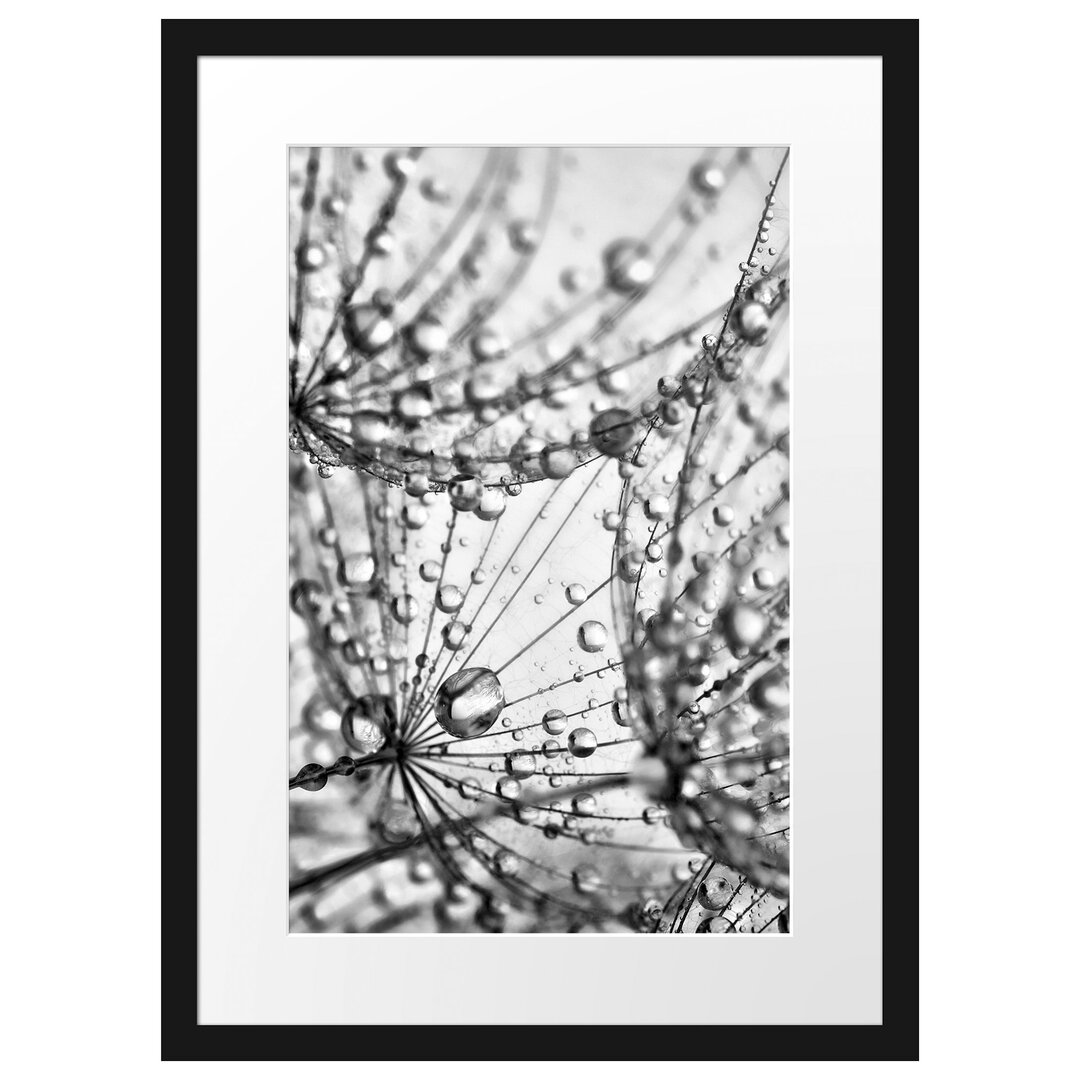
[
  {"left": 589, "top": 408, "right": 638, "bottom": 457},
  {"left": 577, "top": 620, "right": 608, "bottom": 653},
  {"left": 447, "top": 474, "right": 483, "bottom": 512},
  {"left": 567, "top": 727, "right": 598, "bottom": 757},
  {"left": 338, "top": 552, "right": 376, "bottom": 587},
  {"left": 343, "top": 303, "right": 396, "bottom": 356},
  {"left": 434, "top": 667, "right": 505, "bottom": 738},
  {"left": 602, "top": 238, "right": 655, "bottom": 295}
]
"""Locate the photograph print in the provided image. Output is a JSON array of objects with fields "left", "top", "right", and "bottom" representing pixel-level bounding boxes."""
[{"left": 288, "top": 145, "right": 791, "bottom": 935}]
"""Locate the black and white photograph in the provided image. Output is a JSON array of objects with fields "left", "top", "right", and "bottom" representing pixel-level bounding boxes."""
[{"left": 288, "top": 145, "right": 792, "bottom": 934}]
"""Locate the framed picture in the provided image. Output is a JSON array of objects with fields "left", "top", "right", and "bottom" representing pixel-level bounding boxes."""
[{"left": 164, "top": 18, "right": 917, "bottom": 1059}]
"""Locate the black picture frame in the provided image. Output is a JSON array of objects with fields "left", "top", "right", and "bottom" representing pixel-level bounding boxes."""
[{"left": 162, "top": 17, "right": 918, "bottom": 1061}]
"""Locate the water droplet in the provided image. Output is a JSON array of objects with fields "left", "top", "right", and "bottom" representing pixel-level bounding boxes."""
[
  {"left": 338, "top": 552, "right": 376, "bottom": 587},
  {"left": 392, "top": 594, "right": 419, "bottom": 624},
  {"left": 567, "top": 728, "right": 597, "bottom": 758},
  {"left": 436, "top": 584, "right": 464, "bottom": 613},
  {"left": 447, "top": 474, "right": 483, "bottom": 512},
  {"left": 565, "top": 583, "right": 587, "bottom": 606},
  {"left": 343, "top": 303, "right": 396, "bottom": 356},
  {"left": 589, "top": 408, "right": 638, "bottom": 456},
  {"left": 689, "top": 161, "right": 726, "bottom": 196},
  {"left": 602, "top": 238, "right": 655, "bottom": 295},
  {"left": 577, "top": 620, "right": 608, "bottom": 654},
  {"left": 434, "top": 668, "right": 505, "bottom": 738},
  {"left": 542, "top": 709, "right": 568, "bottom": 735}
]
